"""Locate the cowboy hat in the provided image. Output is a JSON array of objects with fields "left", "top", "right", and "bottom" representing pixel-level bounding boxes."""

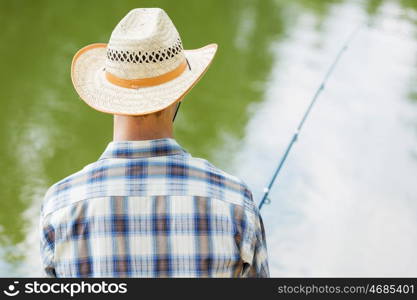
[{"left": 71, "top": 8, "right": 217, "bottom": 116}]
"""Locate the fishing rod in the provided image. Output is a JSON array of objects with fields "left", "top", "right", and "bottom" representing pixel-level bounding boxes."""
[{"left": 258, "top": 25, "right": 362, "bottom": 210}]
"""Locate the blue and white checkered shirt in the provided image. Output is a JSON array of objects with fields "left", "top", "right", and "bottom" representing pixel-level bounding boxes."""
[{"left": 40, "top": 138, "right": 269, "bottom": 277}]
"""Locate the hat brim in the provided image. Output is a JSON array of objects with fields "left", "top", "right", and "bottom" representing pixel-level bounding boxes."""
[{"left": 71, "top": 43, "right": 217, "bottom": 116}]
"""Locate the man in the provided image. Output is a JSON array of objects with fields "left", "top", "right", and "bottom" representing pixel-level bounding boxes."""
[{"left": 40, "top": 8, "right": 269, "bottom": 278}]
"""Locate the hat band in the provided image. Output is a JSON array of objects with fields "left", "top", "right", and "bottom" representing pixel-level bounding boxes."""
[{"left": 105, "top": 61, "right": 187, "bottom": 89}]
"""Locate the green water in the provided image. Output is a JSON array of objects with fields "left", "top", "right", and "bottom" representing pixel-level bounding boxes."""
[{"left": 1, "top": 0, "right": 417, "bottom": 276}]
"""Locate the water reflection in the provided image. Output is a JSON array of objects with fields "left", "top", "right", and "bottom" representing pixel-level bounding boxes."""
[
  {"left": 0, "top": 0, "right": 416, "bottom": 276},
  {"left": 231, "top": 0, "right": 417, "bottom": 276}
]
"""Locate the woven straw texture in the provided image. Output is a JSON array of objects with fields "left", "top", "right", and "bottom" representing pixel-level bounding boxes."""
[{"left": 71, "top": 8, "right": 217, "bottom": 115}]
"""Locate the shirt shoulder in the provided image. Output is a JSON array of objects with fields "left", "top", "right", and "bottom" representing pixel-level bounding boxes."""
[
  {"left": 41, "top": 161, "right": 98, "bottom": 218},
  {"left": 187, "top": 156, "right": 257, "bottom": 213}
]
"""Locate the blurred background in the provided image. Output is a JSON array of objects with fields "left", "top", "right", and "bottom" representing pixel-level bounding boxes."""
[{"left": 0, "top": 0, "right": 416, "bottom": 277}]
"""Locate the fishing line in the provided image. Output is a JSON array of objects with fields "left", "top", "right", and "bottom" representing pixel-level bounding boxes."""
[{"left": 258, "top": 25, "right": 363, "bottom": 210}]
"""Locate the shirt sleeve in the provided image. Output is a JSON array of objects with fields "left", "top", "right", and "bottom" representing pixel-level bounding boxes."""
[
  {"left": 39, "top": 214, "right": 57, "bottom": 277},
  {"left": 238, "top": 186, "right": 270, "bottom": 278},
  {"left": 244, "top": 211, "right": 270, "bottom": 277}
]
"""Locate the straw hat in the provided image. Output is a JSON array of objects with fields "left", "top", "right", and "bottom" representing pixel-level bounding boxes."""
[{"left": 71, "top": 8, "right": 217, "bottom": 116}]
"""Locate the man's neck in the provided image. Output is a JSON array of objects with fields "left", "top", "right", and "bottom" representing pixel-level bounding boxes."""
[{"left": 113, "top": 114, "right": 174, "bottom": 141}]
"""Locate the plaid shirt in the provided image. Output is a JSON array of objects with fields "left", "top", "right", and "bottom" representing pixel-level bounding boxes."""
[{"left": 40, "top": 138, "right": 269, "bottom": 277}]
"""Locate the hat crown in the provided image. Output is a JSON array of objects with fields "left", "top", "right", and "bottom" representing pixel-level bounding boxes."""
[{"left": 105, "top": 8, "right": 185, "bottom": 80}]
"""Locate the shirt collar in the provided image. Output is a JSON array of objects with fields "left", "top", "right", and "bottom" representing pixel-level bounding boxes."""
[{"left": 99, "top": 138, "right": 188, "bottom": 160}]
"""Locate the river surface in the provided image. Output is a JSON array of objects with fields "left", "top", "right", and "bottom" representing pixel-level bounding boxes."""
[{"left": 0, "top": 0, "right": 416, "bottom": 276}]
